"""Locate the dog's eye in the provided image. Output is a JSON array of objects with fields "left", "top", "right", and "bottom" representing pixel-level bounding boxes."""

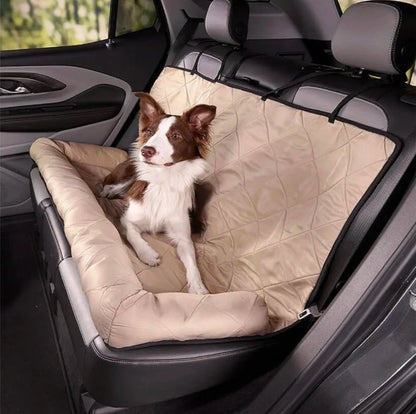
[
  {"left": 171, "top": 132, "right": 182, "bottom": 141},
  {"left": 145, "top": 128, "right": 153, "bottom": 137}
]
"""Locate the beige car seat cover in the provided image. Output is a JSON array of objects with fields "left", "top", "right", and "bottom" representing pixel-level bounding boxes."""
[{"left": 30, "top": 68, "right": 394, "bottom": 346}]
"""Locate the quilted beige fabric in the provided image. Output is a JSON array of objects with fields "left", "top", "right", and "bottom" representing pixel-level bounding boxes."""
[
  {"left": 149, "top": 68, "right": 395, "bottom": 329},
  {"left": 30, "top": 138, "right": 270, "bottom": 347},
  {"left": 30, "top": 67, "right": 395, "bottom": 346}
]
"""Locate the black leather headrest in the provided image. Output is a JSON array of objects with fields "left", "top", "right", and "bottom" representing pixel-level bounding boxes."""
[
  {"left": 205, "top": 0, "right": 249, "bottom": 46},
  {"left": 332, "top": 1, "right": 416, "bottom": 75}
]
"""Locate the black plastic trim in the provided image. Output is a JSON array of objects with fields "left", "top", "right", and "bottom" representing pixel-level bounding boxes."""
[
  {"left": 108, "top": 0, "right": 118, "bottom": 42},
  {"left": 82, "top": 322, "right": 306, "bottom": 407}
]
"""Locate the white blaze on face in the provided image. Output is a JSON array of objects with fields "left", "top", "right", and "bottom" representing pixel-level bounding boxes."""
[{"left": 140, "top": 116, "right": 176, "bottom": 165}]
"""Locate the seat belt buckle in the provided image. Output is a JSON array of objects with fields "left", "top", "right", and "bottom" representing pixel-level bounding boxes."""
[{"left": 298, "top": 305, "right": 322, "bottom": 320}]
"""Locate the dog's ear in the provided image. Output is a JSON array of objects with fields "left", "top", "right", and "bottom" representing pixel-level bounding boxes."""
[
  {"left": 182, "top": 104, "right": 216, "bottom": 158},
  {"left": 134, "top": 92, "right": 165, "bottom": 124},
  {"left": 183, "top": 105, "right": 216, "bottom": 134}
]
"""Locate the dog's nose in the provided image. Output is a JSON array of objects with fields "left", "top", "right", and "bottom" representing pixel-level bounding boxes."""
[{"left": 141, "top": 146, "right": 156, "bottom": 158}]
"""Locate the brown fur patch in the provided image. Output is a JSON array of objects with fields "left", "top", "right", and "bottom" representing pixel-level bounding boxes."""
[
  {"left": 134, "top": 92, "right": 165, "bottom": 122},
  {"left": 136, "top": 135, "right": 148, "bottom": 148},
  {"left": 103, "top": 159, "right": 135, "bottom": 186},
  {"left": 97, "top": 198, "right": 127, "bottom": 233},
  {"left": 167, "top": 117, "right": 201, "bottom": 163},
  {"left": 127, "top": 180, "right": 148, "bottom": 200},
  {"left": 190, "top": 181, "right": 214, "bottom": 236},
  {"left": 181, "top": 104, "right": 216, "bottom": 159},
  {"left": 195, "top": 132, "right": 211, "bottom": 159}
]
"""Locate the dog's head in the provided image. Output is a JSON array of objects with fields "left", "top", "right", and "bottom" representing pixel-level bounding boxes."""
[{"left": 134, "top": 92, "right": 216, "bottom": 167}]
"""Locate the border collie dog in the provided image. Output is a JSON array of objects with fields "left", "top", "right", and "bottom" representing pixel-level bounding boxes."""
[{"left": 101, "top": 92, "right": 216, "bottom": 294}]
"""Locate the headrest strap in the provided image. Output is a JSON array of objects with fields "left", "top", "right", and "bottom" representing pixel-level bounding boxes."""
[
  {"left": 328, "top": 76, "right": 397, "bottom": 123},
  {"left": 261, "top": 69, "right": 347, "bottom": 101}
]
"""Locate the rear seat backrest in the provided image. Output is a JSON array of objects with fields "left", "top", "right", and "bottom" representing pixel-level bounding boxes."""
[
  {"left": 174, "top": 0, "right": 307, "bottom": 91},
  {"left": 293, "top": 0, "right": 416, "bottom": 131},
  {"left": 163, "top": 0, "right": 416, "bottom": 315},
  {"left": 175, "top": 0, "right": 249, "bottom": 80}
]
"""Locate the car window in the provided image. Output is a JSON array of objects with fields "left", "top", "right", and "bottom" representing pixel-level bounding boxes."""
[
  {"left": 0, "top": 0, "right": 156, "bottom": 51},
  {"left": 116, "top": 0, "right": 156, "bottom": 37},
  {"left": 337, "top": 0, "right": 416, "bottom": 85}
]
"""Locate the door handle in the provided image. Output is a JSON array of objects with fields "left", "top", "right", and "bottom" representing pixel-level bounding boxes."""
[
  {"left": 0, "top": 72, "right": 65, "bottom": 96},
  {"left": 0, "top": 86, "right": 31, "bottom": 95}
]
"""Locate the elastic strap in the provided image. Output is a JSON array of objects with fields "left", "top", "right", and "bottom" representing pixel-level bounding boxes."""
[
  {"left": 261, "top": 69, "right": 347, "bottom": 101},
  {"left": 328, "top": 77, "right": 393, "bottom": 123}
]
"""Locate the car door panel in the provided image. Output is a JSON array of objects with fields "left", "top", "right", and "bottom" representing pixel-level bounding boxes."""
[
  {"left": 0, "top": 64, "right": 145, "bottom": 217},
  {"left": 1, "top": 85, "right": 126, "bottom": 132},
  {"left": 0, "top": 28, "right": 168, "bottom": 92},
  {"left": 0, "top": 65, "right": 137, "bottom": 155},
  {"left": 0, "top": 5, "right": 169, "bottom": 217},
  {"left": 0, "top": 154, "right": 33, "bottom": 217}
]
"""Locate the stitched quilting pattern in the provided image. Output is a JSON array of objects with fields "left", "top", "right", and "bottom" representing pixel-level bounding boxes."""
[
  {"left": 30, "top": 67, "right": 395, "bottom": 346},
  {"left": 149, "top": 68, "right": 395, "bottom": 329},
  {"left": 31, "top": 138, "right": 270, "bottom": 347}
]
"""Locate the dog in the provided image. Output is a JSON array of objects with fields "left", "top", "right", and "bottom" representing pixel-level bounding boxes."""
[{"left": 101, "top": 92, "right": 216, "bottom": 294}]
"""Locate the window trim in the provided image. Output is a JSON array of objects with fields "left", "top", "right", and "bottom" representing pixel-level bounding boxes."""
[{"left": 108, "top": 0, "right": 119, "bottom": 46}]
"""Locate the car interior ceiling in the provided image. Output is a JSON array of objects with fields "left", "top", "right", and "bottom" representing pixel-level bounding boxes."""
[{"left": 1, "top": 1, "right": 416, "bottom": 413}]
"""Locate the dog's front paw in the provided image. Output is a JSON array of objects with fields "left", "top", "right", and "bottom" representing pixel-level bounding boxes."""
[
  {"left": 138, "top": 249, "right": 160, "bottom": 267},
  {"left": 188, "top": 283, "right": 209, "bottom": 295}
]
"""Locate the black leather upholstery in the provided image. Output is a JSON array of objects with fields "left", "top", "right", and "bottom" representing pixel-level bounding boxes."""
[{"left": 233, "top": 55, "right": 305, "bottom": 90}]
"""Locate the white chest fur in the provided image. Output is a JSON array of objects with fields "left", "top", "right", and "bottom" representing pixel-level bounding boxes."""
[
  {"left": 120, "top": 156, "right": 211, "bottom": 294},
  {"left": 128, "top": 182, "right": 194, "bottom": 233},
  {"left": 124, "top": 157, "right": 209, "bottom": 233}
]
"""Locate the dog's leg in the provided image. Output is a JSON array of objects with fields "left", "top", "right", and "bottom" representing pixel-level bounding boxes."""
[
  {"left": 121, "top": 204, "right": 160, "bottom": 266},
  {"left": 166, "top": 220, "right": 209, "bottom": 295}
]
